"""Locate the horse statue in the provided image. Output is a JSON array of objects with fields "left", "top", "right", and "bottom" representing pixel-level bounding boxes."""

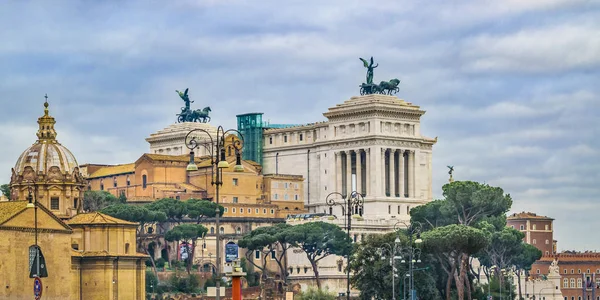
[
  {"left": 377, "top": 78, "right": 400, "bottom": 95},
  {"left": 191, "top": 107, "right": 211, "bottom": 123}
]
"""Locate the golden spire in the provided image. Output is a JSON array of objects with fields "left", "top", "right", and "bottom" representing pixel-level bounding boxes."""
[{"left": 36, "top": 94, "right": 57, "bottom": 143}]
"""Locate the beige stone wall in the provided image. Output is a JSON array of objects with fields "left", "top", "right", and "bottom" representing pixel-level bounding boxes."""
[{"left": 0, "top": 228, "right": 75, "bottom": 300}]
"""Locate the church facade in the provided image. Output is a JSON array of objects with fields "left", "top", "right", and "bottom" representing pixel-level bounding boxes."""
[{"left": 3, "top": 100, "right": 147, "bottom": 299}]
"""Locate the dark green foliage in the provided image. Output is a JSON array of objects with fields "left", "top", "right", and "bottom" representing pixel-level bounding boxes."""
[
  {"left": 83, "top": 190, "right": 121, "bottom": 212},
  {"left": 185, "top": 198, "right": 223, "bottom": 223},
  {"left": 286, "top": 221, "right": 351, "bottom": 289},
  {"left": 0, "top": 184, "right": 10, "bottom": 199},
  {"left": 238, "top": 223, "right": 293, "bottom": 282},
  {"left": 350, "top": 232, "right": 442, "bottom": 300},
  {"left": 165, "top": 224, "right": 208, "bottom": 274}
]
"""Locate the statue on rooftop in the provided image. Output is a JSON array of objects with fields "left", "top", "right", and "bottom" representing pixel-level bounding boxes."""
[
  {"left": 175, "top": 88, "right": 211, "bottom": 123},
  {"left": 359, "top": 57, "right": 400, "bottom": 95}
]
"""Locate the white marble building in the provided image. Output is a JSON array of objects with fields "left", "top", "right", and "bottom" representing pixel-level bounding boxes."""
[
  {"left": 262, "top": 94, "right": 437, "bottom": 218},
  {"left": 263, "top": 94, "right": 437, "bottom": 295},
  {"left": 145, "top": 122, "right": 218, "bottom": 156}
]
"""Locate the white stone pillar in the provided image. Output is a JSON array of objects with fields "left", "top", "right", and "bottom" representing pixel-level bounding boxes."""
[
  {"left": 381, "top": 148, "right": 387, "bottom": 196},
  {"left": 408, "top": 150, "right": 415, "bottom": 198},
  {"left": 365, "top": 148, "right": 371, "bottom": 196},
  {"left": 398, "top": 149, "right": 405, "bottom": 197},
  {"left": 346, "top": 150, "right": 353, "bottom": 194},
  {"left": 389, "top": 149, "right": 396, "bottom": 197},
  {"left": 356, "top": 150, "right": 362, "bottom": 195},
  {"left": 370, "top": 146, "right": 382, "bottom": 198},
  {"left": 335, "top": 151, "right": 342, "bottom": 193}
]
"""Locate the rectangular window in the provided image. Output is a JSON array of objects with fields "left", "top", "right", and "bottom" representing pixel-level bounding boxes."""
[
  {"left": 271, "top": 251, "right": 276, "bottom": 259},
  {"left": 142, "top": 175, "right": 147, "bottom": 189},
  {"left": 256, "top": 209, "right": 259, "bottom": 214},
  {"left": 294, "top": 195, "right": 299, "bottom": 200},
  {"left": 284, "top": 183, "right": 288, "bottom": 188},
  {"left": 284, "top": 135, "right": 288, "bottom": 143},
  {"left": 232, "top": 208, "right": 236, "bottom": 213},
  {"left": 224, "top": 208, "right": 228, "bottom": 212},
  {"left": 299, "top": 133, "right": 303, "bottom": 141},
  {"left": 233, "top": 178, "right": 238, "bottom": 186},
  {"left": 520, "top": 225, "right": 524, "bottom": 230},
  {"left": 255, "top": 250, "right": 260, "bottom": 259},
  {"left": 73, "top": 198, "right": 79, "bottom": 209},
  {"left": 233, "top": 197, "right": 238, "bottom": 203},
  {"left": 263, "top": 209, "right": 267, "bottom": 214},
  {"left": 269, "top": 137, "right": 273, "bottom": 144},
  {"left": 274, "top": 194, "right": 278, "bottom": 200},
  {"left": 50, "top": 197, "right": 59, "bottom": 210},
  {"left": 284, "top": 194, "right": 289, "bottom": 200}
]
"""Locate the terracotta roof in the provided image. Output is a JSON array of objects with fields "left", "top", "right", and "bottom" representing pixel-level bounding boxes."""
[
  {"left": 67, "top": 212, "right": 138, "bottom": 226},
  {"left": 507, "top": 211, "right": 553, "bottom": 220},
  {"left": 145, "top": 154, "right": 190, "bottom": 162},
  {"left": 88, "top": 163, "right": 135, "bottom": 178},
  {"left": 0, "top": 201, "right": 28, "bottom": 224}
]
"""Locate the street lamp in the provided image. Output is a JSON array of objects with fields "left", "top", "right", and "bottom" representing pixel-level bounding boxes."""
[
  {"left": 184, "top": 126, "right": 244, "bottom": 300},
  {"left": 381, "top": 238, "right": 402, "bottom": 300},
  {"left": 394, "top": 221, "right": 422, "bottom": 300},
  {"left": 326, "top": 191, "right": 365, "bottom": 300}
]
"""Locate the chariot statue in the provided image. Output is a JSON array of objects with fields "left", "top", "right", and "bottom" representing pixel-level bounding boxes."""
[
  {"left": 175, "top": 88, "right": 211, "bottom": 123},
  {"left": 358, "top": 57, "right": 401, "bottom": 95}
]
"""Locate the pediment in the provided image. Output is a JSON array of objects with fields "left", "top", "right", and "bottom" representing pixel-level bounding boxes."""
[{"left": 1, "top": 205, "right": 72, "bottom": 232}]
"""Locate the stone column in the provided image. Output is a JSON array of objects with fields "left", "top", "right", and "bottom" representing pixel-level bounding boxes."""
[
  {"left": 370, "top": 146, "right": 382, "bottom": 198},
  {"left": 398, "top": 150, "right": 405, "bottom": 197},
  {"left": 346, "top": 150, "right": 353, "bottom": 194},
  {"left": 408, "top": 150, "right": 415, "bottom": 198},
  {"left": 365, "top": 148, "right": 371, "bottom": 196},
  {"left": 335, "top": 152, "right": 342, "bottom": 194},
  {"left": 356, "top": 149, "right": 362, "bottom": 195},
  {"left": 381, "top": 148, "right": 387, "bottom": 196},
  {"left": 389, "top": 149, "right": 396, "bottom": 197}
]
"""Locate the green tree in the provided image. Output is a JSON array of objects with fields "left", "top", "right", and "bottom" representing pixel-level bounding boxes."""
[
  {"left": 286, "top": 222, "right": 351, "bottom": 290},
  {"left": 421, "top": 224, "right": 488, "bottom": 300},
  {"left": 0, "top": 184, "right": 10, "bottom": 199},
  {"left": 83, "top": 190, "right": 120, "bottom": 212},
  {"left": 101, "top": 203, "right": 167, "bottom": 277},
  {"left": 165, "top": 224, "right": 208, "bottom": 274},
  {"left": 411, "top": 181, "right": 512, "bottom": 299},
  {"left": 146, "top": 198, "right": 188, "bottom": 224},
  {"left": 350, "top": 232, "right": 441, "bottom": 300},
  {"left": 185, "top": 198, "right": 224, "bottom": 223},
  {"left": 513, "top": 243, "right": 542, "bottom": 299},
  {"left": 238, "top": 223, "right": 293, "bottom": 283}
]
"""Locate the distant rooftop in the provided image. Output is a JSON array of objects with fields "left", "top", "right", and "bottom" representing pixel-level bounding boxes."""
[{"left": 507, "top": 211, "right": 554, "bottom": 220}]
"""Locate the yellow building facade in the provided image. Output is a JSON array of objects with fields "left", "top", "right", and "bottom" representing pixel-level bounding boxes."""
[{"left": 3, "top": 100, "right": 147, "bottom": 299}]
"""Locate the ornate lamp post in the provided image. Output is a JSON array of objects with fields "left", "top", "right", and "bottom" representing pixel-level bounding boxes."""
[
  {"left": 326, "top": 191, "right": 365, "bottom": 300},
  {"left": 381, "top": 237, "right": 402, "bottom": 300},
  {"left": 394, "top": 221, "right": 423, "bottom": 300},
  {"left": 185, "top": 126, "right": 244, "bottom": 300}
]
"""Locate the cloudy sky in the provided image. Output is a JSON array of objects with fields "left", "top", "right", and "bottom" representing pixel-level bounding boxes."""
[{"left": 1, "top": 1, "right": 598, "bottom": 250}]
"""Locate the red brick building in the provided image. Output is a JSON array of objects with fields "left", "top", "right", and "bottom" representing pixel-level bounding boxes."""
[
  {"left": 507, "top": 212, "right": 555, "bottom": 256},
  {"left": 508, "top": 212, "right": 600, "bottom": 299}
]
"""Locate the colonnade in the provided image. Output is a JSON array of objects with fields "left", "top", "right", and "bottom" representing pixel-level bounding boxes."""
[{"left": 334, "top": 147, "right": 414, "bottom": 198}]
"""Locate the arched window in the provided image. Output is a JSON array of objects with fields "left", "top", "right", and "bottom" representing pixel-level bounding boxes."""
[
  {"left": 142, "top": 175, "right": 147, "bottom": 189},
  {"left": 126, "top": 176, "right": 130, "bottom": 186},
  {"left": 563, "top": 278, "right": 568, "bottom": 288},
  {"left": 236, "top": 227, "right": 241, "bottom": 234},
  {"left": 210, "top": 227, "right": 214, "bottom": 234},
  {"left": 220, "top": 227, "right": 224, "bottom": 234},
  {"left": 533, "top": 239, "right": 537, "bottom": 244},
  {"left": 570, "top": 278, "right": 575, "bottom": 288},
  {"left": 546, "top": 240, "right": 549, "bottom": 244},
  {"left": 577, "top": 278, "right": 582, "bottom": 288}
]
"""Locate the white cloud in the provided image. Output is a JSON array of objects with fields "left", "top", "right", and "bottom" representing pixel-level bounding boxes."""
[{"left": 461, "top": 23, "right": 600, "bottom": 73}]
